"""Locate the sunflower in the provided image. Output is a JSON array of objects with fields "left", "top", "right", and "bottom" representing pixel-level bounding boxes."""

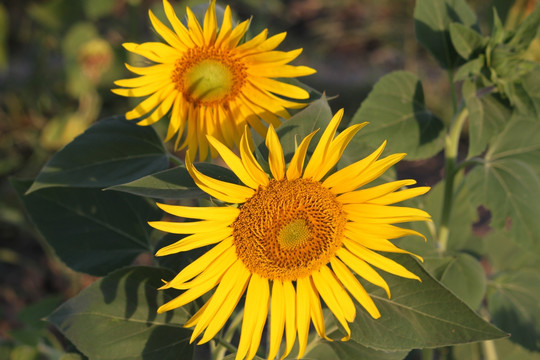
[
  {"left": 112, "top": 0, "right": 316, "bottom": 160},
  {"left": 150, "top": 109, "right": 431, "bottom": 360}
]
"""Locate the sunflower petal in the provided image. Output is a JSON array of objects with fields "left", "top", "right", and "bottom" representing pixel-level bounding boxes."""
[
  {"left": 281, "top": 281, "right": 297, "bottom": 360},
  {"left": 240, "top": 128, "right": 269, "bottom": 186},
  {"left": 370, "top": 186, "right": 431, "bottom": 205},
  {"left": 186, "top": 151, "right": 255, "bottom": 203},
  {"left": 155, "top": 228, "right": 232, "bottom": 256},
  {"left": 337, "top": 179, "right": 417, "bottom": 204},
  {"left": 268, "top": 280, "right": 286, "bottom": 360},
  {"left": 343, "top": 239, "right": 421, "bottom": 281},
  {"left": 202, "top": 0, "right": 217, "bottom": 44},
  {"left": 330, "top": 257, "right": 381, "bottom": 319},
  {"left": 266, "top": 125, "right": 286, "bottom": 180},
  {"left": 296, "top": 277, "right": 311, "bottom": 359},
  {"left": 286, "top": 130, "right": 318, "bottom": 180},
  {"left": 162, "top": 0, "right": 196, "bottom": 47},
  {"left": 148, "top": 9, "right": 186, "bottom": 50}
]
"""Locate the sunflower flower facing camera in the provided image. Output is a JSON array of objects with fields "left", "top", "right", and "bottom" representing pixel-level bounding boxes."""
[
  {"left": 113, "top": 0, "right": 315, "bottom": 160},
  {"left": 150, "top": 109, "right": 431, "bottom": 360}
]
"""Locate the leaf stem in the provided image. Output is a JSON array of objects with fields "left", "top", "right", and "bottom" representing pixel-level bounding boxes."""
[{"left": 438, "top": 107, "right": 468, "bottom": 252}]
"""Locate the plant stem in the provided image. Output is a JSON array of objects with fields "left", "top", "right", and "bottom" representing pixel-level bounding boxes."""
[
  {"left": 438, "top": 107, "right": 468, "bottom": 252},
  {"left": 481, "top": 340, "right": 499, "bottom": 360}
]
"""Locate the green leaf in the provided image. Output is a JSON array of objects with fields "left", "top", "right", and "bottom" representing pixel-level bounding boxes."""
[
  {"left": 454, "top": 55, "right": 486, "bottom": 81},
  {"left": 27, "top": 116, "right": 168, "bottom": 193},
  {"left": 48, "top": 267, "right": 194, "bottom": 360},
  {"left": 449, "top": 22, "right": 485, "bottom": 60},
  {"left": 349, "top": 254, "right": 506, "bottom": 350},
  {"left": 349, "top": 71, "right": 444, "bottom": 160},
  {"left": 483, "top": 230, "right": 540, "bottom": 273},
  {"left": 414, "top": 0, "right": 478, "bottom": 69},
  {"left": 424, "top": 254, "right": 486, "bottom": 310},
  {"left": 508, "top": 4, "right": 540, "bottom": 51},
  {"left": 307, "top": 339, "right": 409, "bottom": 360},
  {"left": 463, "top": 80, "right": 509, "bottom": 158},
  {"left": 488, "top": 269, "right": 540, "bottom": 351},
  {"left": 453, "top": 338, "right": 540, "bottom": 360},
  {"left": 107, "top": 164, "right": 240, "bottom": 200},
  {"left": 465, "top": 118, "right": 540, "bottom": 252},
  {"left": 12, "top": 179, "right": 159, "bottom": 276}
]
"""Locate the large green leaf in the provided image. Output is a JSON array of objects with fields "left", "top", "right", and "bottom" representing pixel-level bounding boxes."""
[
  {"left": 465, "top": 118, "right": 540, "bottom": 251},
  {"left": 488, "top": 269, "right": 540, "bottom": 351},
  {"left": 107, "top": 164, "right": 240, "bottom": 200},
  {"left": 424, "top": 254, "right": 486, "bottom": 310},
  {"left": 463, "top": 80, "right": 510, "bottom": 158},
  {"left": 449, "top": 22, "right": 486, "bottom": 60},
  {"left": 414, "top": 0, "right": 478, "bottom": 69},
  {"left": 48, "top": 267, "right": 194, "bottom": 360},
  {"left": 483, "top": 230, "right": 540, "bottom": 273},
  {"left": 349, "top": 71, "right": 444, "bottom": 160},
  {"left": 349, "top": 254, "right": 506, "bottom": 350},
  {"left": 27, "top": 116, "right": 168, "bottom": 193},
  {"left": 12, "top": 179, "right": 159, "bottom": 276}
]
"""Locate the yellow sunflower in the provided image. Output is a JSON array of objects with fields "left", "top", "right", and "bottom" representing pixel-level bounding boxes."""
[
  {"left": 150, "top": 109, "right": 431, "bottom": 360},
  {"left": 113, "top": 0, "right": 315, "bottom": 160}
]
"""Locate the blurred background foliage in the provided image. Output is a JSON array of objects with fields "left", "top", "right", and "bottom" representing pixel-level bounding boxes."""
[{"left": 1, "top": 0, "right": 539, "bottom": 358}]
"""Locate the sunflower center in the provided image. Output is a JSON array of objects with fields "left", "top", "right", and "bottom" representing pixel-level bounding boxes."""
[
  {"left": 171, "top": 47, "right": 246, "bottom": 106},
  {"left": 232, "top": 178, "right": 347, "bottom": 281}
]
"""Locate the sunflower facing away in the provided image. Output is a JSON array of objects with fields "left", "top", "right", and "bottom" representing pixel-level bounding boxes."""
[
  {"left": 150, "top": 109, "right": 431, "bottom": 359},
  {"left": 113, "top": 0, "right": 315, "bottom": 160}
]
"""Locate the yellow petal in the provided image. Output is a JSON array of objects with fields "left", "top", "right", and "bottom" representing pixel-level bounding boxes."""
[
  {"left": 323, "top": 141, "right": 386, "bottom": 193},
  {"left": 280, "top": 281, "right": 297, "bottom": 360},
  {"left": 237, "top": 31, "right": 286, "bottom": 55},
  {"left": 337, "top": 179, "right": 417, "bottom": 204},
  {"left": 207, "top": 136, "right": 260, "bottom": 189},
  {"left": 236, "top": 274, "right": 269, "bottom": 360},
  {"left": 194, "top": 261, "right": 250, "bottom": 344},
  {"left": 226, "top": 19, "right": 250, "bottom": 49},
  {"left": 352, "top": 153, "right": 407, "bottom": 189},
  {"left": 215, "top": 5, "right": 233, "bottom": 47},
  {"left": 303, "top": 109, "right": 343, "bottom": 179},
  {"left": 249, "top": 76, "right": 310, "bottom": 100},
  {"left": 156, "top": 203, "right": 239, "bottom": 220},
  {"left": 312, "top": 122, "right": 368, "bottom": 181},
  {"left": 176, "top": 246, "right": 237, "bottom": 291},
  {"left": 136, "top": 90, "right": 177, "bottom": 126},
  {"left": 286, "top": 130, "right": 318, "bottom": 180},
  {"left": 162, "top": 0, "right": 196, "bottom": 47},
  {"left": 312, "top": 266, "right": 353, "bottom": 340},
  {"left": 296, "top": 277, "right": 311, "bottom": 359},
  {"left": 185, "top": 7, "right": 204, "bottom": 46},
  {"left": 344, "top": 203, "right": 431, "bottom": 222},
  {"left": 165, "top": 95, "right": 185, "bottom": 141},
  {"left": 159, "top": 237, "right": 232, "bottom": 289},
  {"left": 369, "top": 186, "right": 431, "bottom": 205},
  {"left": 114, "top": 73, "right": 170, "bottom": 88},
  {"left": 123, "top": 42, "right": 178, "bottom": 63},
  {"left": 112, "top": 80, "right": 168, "bottom": 98},
  {"left": 267, "top": 280, "right": 286, "bottom": 360},
  {"left": 330, "top": 257, "right": 380, "bottom": 319},
  {"left": 202, "top": 0, "right": 217, "bottom": 44},
  {"left": 124, "top": 84, "right": 173, "bottom": 120},
  {"left": 184, "top": 297, "right": 211, "bottom": 328},
  {"left": 246, "top": 64, "right": 316, "bottom": 78},
  {"left": 343, "top": 239, "right": 421, "bottom": 281},
  {"left": 344, "top": 227, "right": 423, "bottom": 261},
  {"left": 148, "top": 219, "right": 231, "bottom": 234},
  {"left": 157, "top": 272, "right": 221, "bottom": 313},
  {"left": 346, "top": 222, "right": 426, "bottom": 241},
  {"left": 240, "top": 128, "right": 269, "bottom": 186},
  {"left": 186, "top": 151, "right": 255, "bottom": 203},
  {"left": 148, "top": 9, "right": 186, "bottom": 50},
  {"left": 240, "top": 83, "right": 290, "bottom": 119},
  {"left": 242, "top": 48, "right": 302, "bottom": 65},
  {"left": 124, "top": 63, "right": 170, "bottom": 76},
  {"left": 337, "top": 247, "right": 390, "bottom": 298},
  {"left": 155, "top": 228, "right": 232, "bottom": 256},
  {"left": 307, "top": 277, "right": 331, "bottom": 341},
  {"left": 266, "top": 125, "right": 286, "bottom": 180}
]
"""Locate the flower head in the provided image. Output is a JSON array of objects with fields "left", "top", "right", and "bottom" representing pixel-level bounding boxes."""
[
  {"left": 150, "top": 110, "right": 431, "bottom": 360},
  {"left": 113, "top": 0, "right": 315, "bottom": 160}
]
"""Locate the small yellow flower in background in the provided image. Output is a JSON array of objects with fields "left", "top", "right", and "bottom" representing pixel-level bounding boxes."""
[
  {"left": 150, "top": 109, "right": 431, "bottom": 360},
  {"left": 113, "top": 0, "right": 316, "bottom": 160}
]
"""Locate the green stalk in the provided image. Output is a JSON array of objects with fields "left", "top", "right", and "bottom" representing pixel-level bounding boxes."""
[{"left": 438, "top": 107, "right": 468, "bottom": 252}]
